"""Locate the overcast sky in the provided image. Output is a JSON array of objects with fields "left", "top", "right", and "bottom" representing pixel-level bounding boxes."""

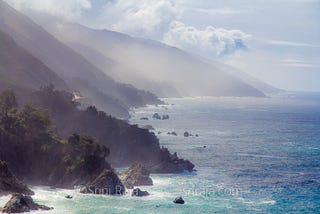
[{"left": 5, "top": 0, "right": 320, "bottom": 91}]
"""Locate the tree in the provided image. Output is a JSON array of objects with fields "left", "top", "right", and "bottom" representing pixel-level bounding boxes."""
[
  {"left": 0, "top": 90, "right": 18, "bottom": 117},
  {"left": 18, "top": 104, "right": 52, "bottom": 142}
]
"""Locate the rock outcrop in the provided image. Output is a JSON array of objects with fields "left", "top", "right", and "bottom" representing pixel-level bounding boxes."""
[
  {"left": 131, "top": 188, "right": 149, "bottom": 197},
  {"left": 173, "top": 196, "right": 185, "bottom": 204},
  {"left": 119, "top": 163, "right": 153, "bottom": 189},
  {"left": 152, "top": 113, "right": 161, "bottom": 120},
  {"left": 0, "top": 161, "right": 34, "bottom": 196},
  {"left": 183, "top": 131, "right": 190, "bottom": 137},
  {"left": 80, "top": 169, "right": 125, "bottom": 195},
  {"left": 162, "top": 115, "right": 169, "bottom": 120},
  {"left": 0, "top": 194, "right": 52, "bottom": 213},
  {"left": 167, "top": 131, "right": 177, "bottom": 136},
  {"left": 149, "top": 149, "right": 195, "bottom": 173},
  {"left": 141, "top": 125, "right": 154, "bottom": 130}
]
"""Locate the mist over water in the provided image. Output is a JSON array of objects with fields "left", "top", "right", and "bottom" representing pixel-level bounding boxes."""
[{"left": 3, "top": 93, "right": 318, "bottom": 213}]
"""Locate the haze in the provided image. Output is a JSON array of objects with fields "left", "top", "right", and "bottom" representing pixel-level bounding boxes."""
[{"left": 4, "top": 0, "right": 320, "bottom": 92}]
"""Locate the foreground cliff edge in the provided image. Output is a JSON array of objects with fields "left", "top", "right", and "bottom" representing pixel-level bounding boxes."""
[{"left": 0, "top": 89, "right": 194, "bottom": 211}]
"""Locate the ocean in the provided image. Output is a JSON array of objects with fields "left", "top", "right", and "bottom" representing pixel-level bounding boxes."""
[{"left": 1, "top": 93, "right": 319, "bottom": 213}]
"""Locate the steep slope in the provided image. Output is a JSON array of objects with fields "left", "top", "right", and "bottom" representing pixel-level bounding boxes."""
[
  {"left": 0, "top": 30, "right": 67, "bottom": 92},
  {"left": 27, "top": 14, "right": 265, "bottom": 98},
  {"left": 212, "top": 61, "right": 285, "bottom": 95},
  {"left": 67, "top": 42, "right": 181, "bottom": 97},
  {"left": 0, "top": 1, "right": 161, "bottom": 117}
]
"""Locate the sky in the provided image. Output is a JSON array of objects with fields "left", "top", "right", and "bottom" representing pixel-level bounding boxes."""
[{"left": 4, "top": 0, "right": 320, "bottom": 92}]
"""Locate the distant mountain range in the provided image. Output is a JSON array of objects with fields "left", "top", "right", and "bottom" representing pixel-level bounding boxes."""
[
  {"left": 0, "top": 0, "right": 160, "bottom": 118},
  {"left": 0, "top": 0, "right": 282, "bottom": 118},
  {"left": 0, "top": 29, "right": 67, "bottom": 92},
  {"left": 26, "top": 13, "right": 270, "bottom": 98}
]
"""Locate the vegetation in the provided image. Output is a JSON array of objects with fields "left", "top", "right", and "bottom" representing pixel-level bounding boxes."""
[{"left": 0, "top": 89, "right": 111, "bottom": 187}]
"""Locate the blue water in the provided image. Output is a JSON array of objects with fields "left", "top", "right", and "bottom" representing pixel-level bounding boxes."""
[{"left": 1, "top": 93, "right": 319, "bottom": 213}]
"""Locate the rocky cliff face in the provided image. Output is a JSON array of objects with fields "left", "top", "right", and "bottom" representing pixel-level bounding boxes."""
[
  {"left": 119, "top": 163, "right": 153, "bottom": 189},
  {"left": 26, "top": 87, "right": 195, "bottom": 174},
  {"left": 0, "top": 193, "right": 52, "bottom": 213},
  {"left": 80, "top": 169, "right": 125, "bottom": 195},
  {"left": 0, "top": 161, "right": 34, "bottom": 196}
]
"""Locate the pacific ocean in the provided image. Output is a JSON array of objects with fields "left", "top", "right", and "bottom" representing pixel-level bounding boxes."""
[{"left": 2, "top": 92, "right": 319, "bottom": 213}]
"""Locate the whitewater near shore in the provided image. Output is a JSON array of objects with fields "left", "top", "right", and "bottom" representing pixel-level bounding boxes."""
[{"left": 2, "top": 93, "right": 319, "bottom": 213}]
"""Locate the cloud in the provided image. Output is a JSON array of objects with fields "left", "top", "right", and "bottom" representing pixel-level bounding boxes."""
[
  {"left": 101, "top": 0, "right": 177, "bottom": 39},
  {"left": 188, "top": 7, "right": 244, "bottom": 16},
  {"left": 163, "top": 21, "right": 251, "bottom": 57},
  {"left": 266, "top": 40, "right": 320, "bottom": 48},
  {"left": 280, "top": 59, "right": 316, "bottom": 68},
  {"left": 4, "top": 0, "right": 91, "bottom": 20}
]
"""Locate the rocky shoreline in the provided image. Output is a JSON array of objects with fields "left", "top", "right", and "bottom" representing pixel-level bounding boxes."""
[{"left": 0, "top": 91, "right": 194, "bottom": 212}]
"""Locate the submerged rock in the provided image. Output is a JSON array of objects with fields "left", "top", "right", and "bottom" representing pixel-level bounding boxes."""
[
  {"left": 0, "top": 194, "right": 53, "bottom": 213},
  {"left": 65, "top": 195, "right": 73, "bottom": 199},
  {"left": 173, "top": 196, "right": 185, "bottom": 204},
  {"left": 167, "top": 131, "right": 177, "bottom": 136},
  {"left": 131, "top": 188, "right": 149, "bottom": 197},
  {"left": 162, "top": 115, "right": 169, "bottom": 120},
  {"left": 142, "top": 125, "right": 154, "bottom": 130},
  {"left": 152, "top": 113, "right": 161, "bottom": 120},
  {"left": 80, "top": 169, "right": 125, "bottom": 195},
  {"left": 183, "top": 131, "right": 190, "bottom": 137},
  {"left": 0, "top": 161, "right": 34, "bottom": 196},
  {"left": 140, "top": 117, "right": 149, "bottom": 120},
  {"left": 119, "top": 163, "right": 153, "bottom": 189}
]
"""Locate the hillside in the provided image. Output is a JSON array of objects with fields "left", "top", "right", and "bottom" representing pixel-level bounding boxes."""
[
  {"left": 26, "top": 14, "right": 266, "bottom": 98},
  {"left": 0, "top": 30, "right": 67, "bottom": 92},
  {"left": 0, "top": 1, "right": 161, "bottom": 118}
]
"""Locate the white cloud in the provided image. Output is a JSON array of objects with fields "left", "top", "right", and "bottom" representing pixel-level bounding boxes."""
[
  {"left": 102, "top": 0, "right": 177, "bottom": 39},
  {"left": 188, "top": 7, "right": 244, "bottom": 16},
  {"left": 163, "top": 21, "right": 251, "bottom": 57},
  {"left": 4, "top": 0, "right": 91, "bottom": 20},
  {"left": 266, "top": 40, "right": 320, "bottom": 48},
  {"left": 280, "top": 59, "right": 317, "bottom": 68}
]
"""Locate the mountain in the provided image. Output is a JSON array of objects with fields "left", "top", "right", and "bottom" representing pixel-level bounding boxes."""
[
  {"left": 25, "top": 13, "right": 266, "bottom": 98},
  {"left": 211, "top": 61, "right": 285, "bottom": 95},
  {"left": 0, "top": 29, "right": 67, "bottom": 93},
  {"left": 0, "top": 1, "right": 161, "bottom": 117}
]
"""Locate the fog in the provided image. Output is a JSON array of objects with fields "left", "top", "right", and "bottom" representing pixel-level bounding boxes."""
[{"left": 26, "top": 12, "right": 266, "bottom": 98}]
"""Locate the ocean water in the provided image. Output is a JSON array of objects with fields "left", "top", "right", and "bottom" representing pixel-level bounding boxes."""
[{"left": 1, "top": 93, "right": 320, "bottom": 213}]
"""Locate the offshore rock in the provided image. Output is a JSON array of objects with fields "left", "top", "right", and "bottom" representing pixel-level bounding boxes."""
[
  {"left": 0, "top": 194, "right": 52, "bottom": 213},
  {"left": 119, "top": 163, "right": 153, "bottom": 189},
  {"left": 80, "top": 169, "right": 125, "bottom": 195},
  {"left": 0, "top": 161, "right": 34, "bottom": 196},
  {"left": 131, "top": 188, "right": 149, "bottom": 197}
]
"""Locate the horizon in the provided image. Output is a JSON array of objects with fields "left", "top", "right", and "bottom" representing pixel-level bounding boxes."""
[{"left": 3, "top": 0, "right": 320, "bottom": 92}]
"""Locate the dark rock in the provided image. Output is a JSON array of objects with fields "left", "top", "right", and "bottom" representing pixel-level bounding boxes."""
[
  {"left": 173, "top": 196, "right": 185, "bottom": 204},
  {"left": 131, "top": 188, "right": 149, "bottom": 197},
  {"left": 152, "top": 113, "right": 161, "bottom": 120},
  {"left": 140, "top": 117, "right": 149, "bottom": 120},
  {"left": 0, "top": 193, "right": 53, "bottom": 213},
  {"left": 119, "top": 163, "right": 153, "bottom": 189},
  {"left": 148, "top": 148, "right": 195, "bottom": 173},
  {"left": 65, "top": 195, "right": 73, "bottom": 199},
  {"left": 162, "top": 115, "right": 169, "bottom": 120},
  {"left": 157, "top": 131, "right": 162, "bottom": 134},
  {"left": 80, "top": 169, "right": 125, "bottom": 195},
  {"left": 0, "top": 161, "right": 34, "bottom": 196},
  {"left": 142, "top": 125, "right": 154, "bottom": 130},
  {"left": 170, "top": 132, "right": 177, "bottom": 136},
  {"left": 195, "top": 134, "right": 199, "bottom": 137},
  {"left": 183, "top": 131, "right": 190, "bottom": 137},
  {"left": 203, "top": 146, "right": 207, "bottom": 148}
]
